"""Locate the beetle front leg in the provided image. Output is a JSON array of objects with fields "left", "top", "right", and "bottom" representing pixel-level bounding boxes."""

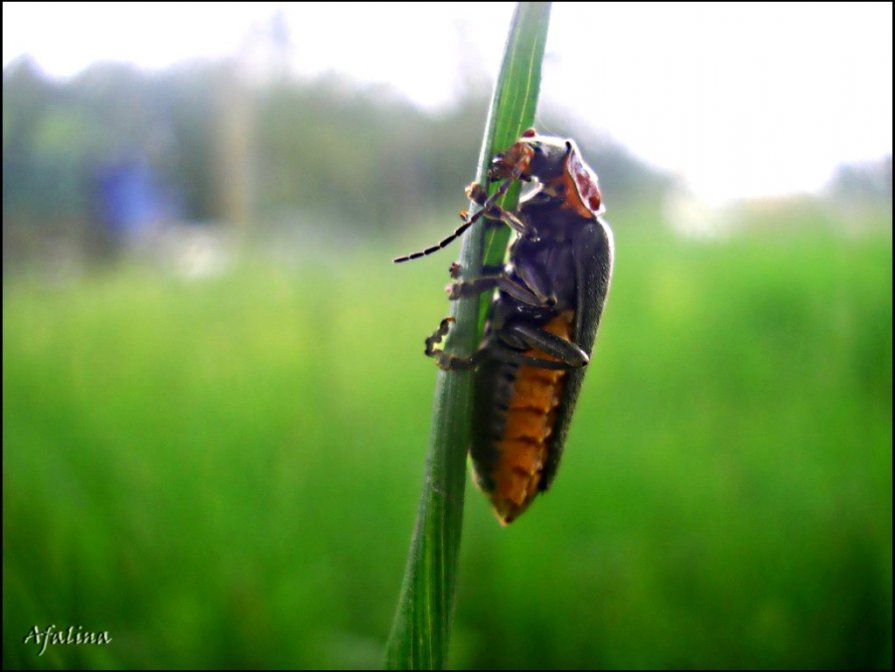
[
  {"left": 478, "top": 202, "right": 529, "bottom": 236},
  {"left": 466, "top": 182, "right": 531, "bottom": 236}
]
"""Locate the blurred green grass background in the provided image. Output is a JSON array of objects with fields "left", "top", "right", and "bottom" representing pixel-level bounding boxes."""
[{"left": 3, "top": 208, "right": 892, "bottom": 669}]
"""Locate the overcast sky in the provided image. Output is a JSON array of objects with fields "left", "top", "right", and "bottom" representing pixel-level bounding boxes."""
[{"left": 4, "top": 2, "right": 892, "bottom": 204}]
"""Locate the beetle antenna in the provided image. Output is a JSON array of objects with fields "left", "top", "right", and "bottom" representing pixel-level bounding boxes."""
[{"left": 393, "top": 173, "right": 519, "bottom": 264}]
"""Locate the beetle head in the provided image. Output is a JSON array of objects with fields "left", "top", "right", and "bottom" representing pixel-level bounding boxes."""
[
  {"left": 489, "top": 130, "right": 565, "bottom": 181},
  {"left": 486, "top": 130, "right": 604, "bottom": 219},
  {"left": 492, "top": 131, "right": 604, "bottom": 217}
]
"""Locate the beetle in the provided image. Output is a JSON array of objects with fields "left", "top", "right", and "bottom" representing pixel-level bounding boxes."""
[{"left": 394, "top": 128, "right": 614, "bottom": 524}]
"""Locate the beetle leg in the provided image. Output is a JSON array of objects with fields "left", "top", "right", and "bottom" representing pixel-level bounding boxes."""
[
  {"left": 446, "top": 276, "right": 500, "bottom": 299},
  {"left": 466, "top": 181, "right": 532, "bottom": 235},
  {"left": 513, "top": 262, "right": 556, "bottom": 307},
  {"left": 424, "top": 316, "right": 457, "bottom": 357},
  {"left": 504, "top": 323, "right": 589, "bottom": 368},
  {"left": 429, "top": 337, "right": 575, "bottom": 372},
  {"left": 423, "top": 315, "right": 587, "bottom": 373},
  {"left": 446, "top": 273, "right": 549, "bottom": 305},
  {"left": 487, "top": 342, "right": 582, "bottom": 370},
  {"left": 423, "top": 316, "right": 487, "bottom": 370},
  {"left": 448, "top": 263, "right": 502, "bottom": 279},
  {"left": 432, "top": 349, "right": 488, "bottom": 371},
  {"left": 497, "top": 276, "right": 552, "bottom": 305},
  {"left": 479, "top": 202, "right": 529, "bottom": 235}
]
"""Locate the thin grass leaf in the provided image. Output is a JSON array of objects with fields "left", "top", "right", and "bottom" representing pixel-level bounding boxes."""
[{"left": 384, "top": 4, "right": 551, "bottom": 669}]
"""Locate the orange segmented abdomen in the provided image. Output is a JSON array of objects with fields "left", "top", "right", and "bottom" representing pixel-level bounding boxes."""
[{"left": 489, "top": 311, "right": 574, "bottom": 524}]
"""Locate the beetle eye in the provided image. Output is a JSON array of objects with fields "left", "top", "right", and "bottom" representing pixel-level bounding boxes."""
[
  {"left": 531, "top": 143, "right": 543, "bottom": 154},
  {"left": 564, "top": 140, "right": 573, "bottom": 152}
]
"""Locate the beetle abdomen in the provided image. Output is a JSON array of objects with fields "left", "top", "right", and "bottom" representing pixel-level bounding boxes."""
[{"left": 474, "top": 311, "right": 574, "bottom": 525}]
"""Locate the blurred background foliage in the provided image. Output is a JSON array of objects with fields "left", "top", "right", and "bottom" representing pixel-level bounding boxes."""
[
  {"left": 3, "top": 55, "right": 672, "bottom": 271},
  {"left": 2, "top": 20, "right": 892, "bottom": 671}
]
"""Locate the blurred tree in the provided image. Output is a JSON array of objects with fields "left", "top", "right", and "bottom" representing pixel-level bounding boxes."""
[
  {"left": 2, "top": 58, "right": 672, "bottom": 267},
  {"left": 829, "top": 156, "right": 892, "bottom": 203}
]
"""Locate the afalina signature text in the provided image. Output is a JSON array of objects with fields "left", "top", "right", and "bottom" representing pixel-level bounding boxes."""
[{"left": 23, "top": 624, "right": 112, "bottom": 656}]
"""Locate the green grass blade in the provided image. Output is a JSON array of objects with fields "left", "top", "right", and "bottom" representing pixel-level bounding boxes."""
[{"left": 384, "top": 3, "right": 551, "bottom": 669}]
